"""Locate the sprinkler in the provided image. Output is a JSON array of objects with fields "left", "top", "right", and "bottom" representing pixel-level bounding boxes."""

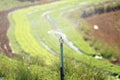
[{"left": 59, "top": 36, "right": 64, "bottom": 80}]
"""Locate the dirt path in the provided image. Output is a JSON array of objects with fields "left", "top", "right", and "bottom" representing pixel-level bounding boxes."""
[
  {"left": 0, "top": 0, "right": 57, "bottom": 57},
  {"left": 0, "top": 10, "right": 13, "bottom": 57}
]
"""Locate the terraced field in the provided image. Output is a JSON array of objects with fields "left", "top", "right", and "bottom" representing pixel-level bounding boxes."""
[
  {"left": 6, "top": 0, "right": 120, "bottom": 79},
  {"left": 0, "top": 0, "right": 119, "bottom": 79}
]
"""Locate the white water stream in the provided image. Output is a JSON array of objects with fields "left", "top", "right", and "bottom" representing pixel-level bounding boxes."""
[
  {"left": 48, "top": 30, "right": 82, "bottom": 54},
  {"left": 43, "top": 11, "right": 83, "bottom": 54}
]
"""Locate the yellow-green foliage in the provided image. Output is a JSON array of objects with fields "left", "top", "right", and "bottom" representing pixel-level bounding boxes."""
[
  {"left": 0, "top": 54, "right": 116, "bottom": 80},
  {"left": 7, "top": 0, "right": 120, "bottom": 79}
]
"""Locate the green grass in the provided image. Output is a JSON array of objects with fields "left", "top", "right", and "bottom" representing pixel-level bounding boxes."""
[
  {"left": 0, "top": 0, "right": 29, "bottom": 11},
  {"left": 0, "top": 53, "right": 117, "bottom": 80},
  {"left": 0, "top": 54, "right": 59, "bottom": 80},
  {"left": 10, "top": 10, "right": 56, "bottom": 65},
  {"left": 7, "top": 0, "right": 120, "bottom": 79}
]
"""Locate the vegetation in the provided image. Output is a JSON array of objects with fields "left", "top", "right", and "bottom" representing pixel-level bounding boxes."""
[
  {"left": 0, "top": 0, "right": 119, "bottom": 79},
  {"left": 0, "top": 0, "right": 27, "bottom": 11},
  {"left": 0, "top": 54, "right": 116, "bottom": 80}
]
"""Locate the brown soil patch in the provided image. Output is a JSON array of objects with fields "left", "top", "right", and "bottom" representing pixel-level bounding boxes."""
[
  {"left": 0, "top": 11, "right": 13, "bottom": 57},
  {"left": 86, "top": 10, "right": 120, "bottom": 52},
  {"left": 0, "top": 0, "right": 57, "bottom": 57}
]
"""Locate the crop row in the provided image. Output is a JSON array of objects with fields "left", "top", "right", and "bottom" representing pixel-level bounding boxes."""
[{"left": 9, "top": 10, "right": 56, "bottom": 65}]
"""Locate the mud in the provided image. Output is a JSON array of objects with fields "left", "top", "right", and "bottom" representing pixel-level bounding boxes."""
[{"left": 0, "top": 10, "right": 14, "bottom": 57}]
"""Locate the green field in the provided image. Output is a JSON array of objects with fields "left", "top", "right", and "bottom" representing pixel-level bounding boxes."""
[
  {"left": 0, "top": 0, "right": 28, "bottom": 11},
  {"left": 0, "top": 0, "right": 120, "bottom": 79}
]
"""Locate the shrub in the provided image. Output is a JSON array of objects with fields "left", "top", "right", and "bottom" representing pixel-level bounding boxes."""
[{"left": 64, "top": 58, "right": 109, "bottom": 80}]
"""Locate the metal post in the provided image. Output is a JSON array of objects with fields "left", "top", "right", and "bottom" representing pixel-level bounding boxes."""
[
  {"left": 0, "top": 77, "right": 3, "bottom": 80},
  {"left": 59, "top": 37, "right": 64, "bottom": 80}
]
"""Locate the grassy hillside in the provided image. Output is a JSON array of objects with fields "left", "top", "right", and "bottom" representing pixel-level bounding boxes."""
[
  {"left": 0, "top": 0, "right": 119, "bottom": 79},
  {"left": 0, "top": 53, "right": 116, "bottom": 80}
]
